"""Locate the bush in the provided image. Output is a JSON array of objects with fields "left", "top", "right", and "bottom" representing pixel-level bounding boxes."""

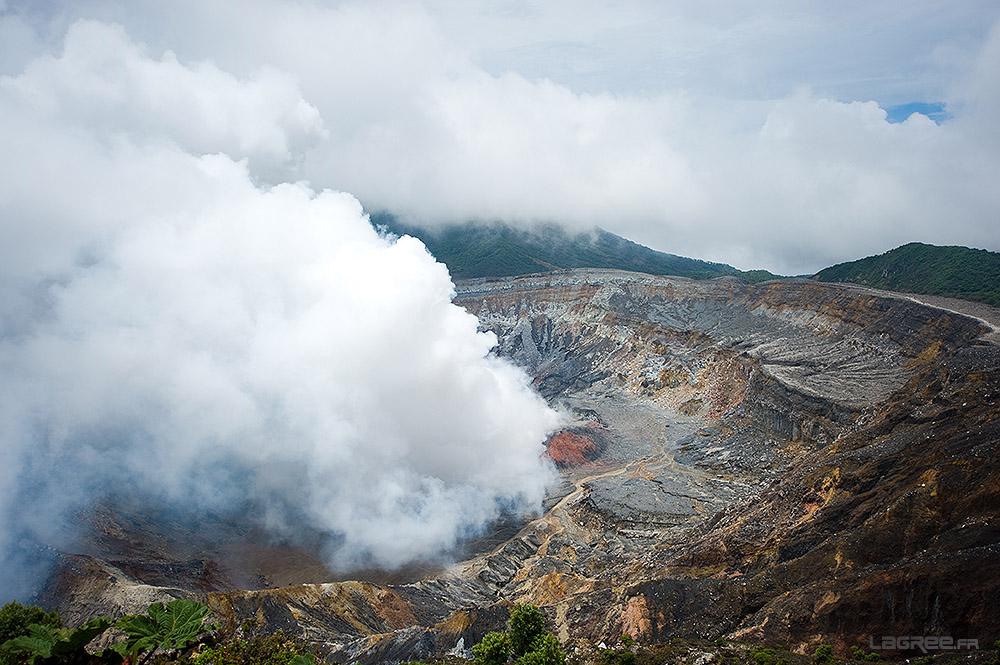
[
  {"left": 472, "top": 631, "right": 512, "bottom": 665},
  {"left": 0, "top": 604, "right": 62, "bottom": 644},
  {"left": 519, "top": 633, "right": 565, "bottom": 665},
  {"left": 114, "top": 599, "right": 216, "bottom": 665},
  {"left": 850, "top": 646, "right": 879, "bottom": 662},
  {"left": 617, "top": 652, "right": 637, "bottom": 665},
  {"left": 192, "top": 631, "right": 309, "bottom": 665},
  {"left": 1, "top": 603, "right": 63, "bottom": 665},
  {"left": 747, "top": 647, "right": 786, "bottom": 665},
  {"left": 813, "top": 645, "right": 834, "bottom": 665},
  {"left": 510, "top": 605, "right": 546, "bottom": 658},
  {"left": 2, "top": 617, "right": 111, "bottom": 665},
  {"left": 473, "top": 604, "right": 565, "bottom": 665},
  {"left": 603, "top": 650, "right": 637, "bottom": 665}
]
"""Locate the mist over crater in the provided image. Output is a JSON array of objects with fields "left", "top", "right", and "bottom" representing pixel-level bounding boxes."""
[{"left": 0, "top": 156, "right": 563, "bottom": 602}]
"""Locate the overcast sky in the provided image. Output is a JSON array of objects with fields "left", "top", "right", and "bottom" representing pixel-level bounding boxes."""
[{"left": 2, "top": 1, "right": 999, "bottom": 274}]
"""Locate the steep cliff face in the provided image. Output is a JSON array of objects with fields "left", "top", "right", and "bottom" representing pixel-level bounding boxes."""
[{"left": 39, "top": 270, "right": 1000, "bottom": 661}]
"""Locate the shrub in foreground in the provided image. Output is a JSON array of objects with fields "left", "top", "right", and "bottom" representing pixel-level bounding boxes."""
[{"left": 193, "top": 632, "right": 311, "bottom": 665}]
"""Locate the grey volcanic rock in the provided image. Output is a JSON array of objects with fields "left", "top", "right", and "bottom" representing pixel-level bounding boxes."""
[
  {"left": 39, "top": 269, "right": 1000, "bottom": 662},
  {"left": 458, "top": 271, "right": 980, "bottom": 411}
]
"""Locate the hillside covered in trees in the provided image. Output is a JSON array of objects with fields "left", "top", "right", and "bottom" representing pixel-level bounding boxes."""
[
  {"left": 370, "top": 213, "right": 779, "bottom": 282},
  {"left": 813, "top": 242, "right": 1000, "bottom": 306}
]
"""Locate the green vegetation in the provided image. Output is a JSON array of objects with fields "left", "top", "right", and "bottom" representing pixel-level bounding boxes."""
[
  {"left": 471, "top": 604, "right": 565, "bottom": 665},
  {"left": 987, "top": 640, "right": 1000, "bottom": 665},
  {"left": 616, "top": 652, "right": 636, "bottom": 665},
  {"left": 1, "top": 603, "right": 63, "bottom": 665},
  {"left": 20, "top": 597, "right": 985, "bottom": 665},
  {"left": 371, "top": 213, "right": 762, "bottom": 282},
  {"left": 519, "top": 633, "right": 565, "bottom": 665},
  {"left": 192, "top": 632, "right": 311, "bottom": 665},
  {"left": 2, "top": 618, "right": 110, "bottom": 665},
  {"left": 812, "top": 644, "right": 834, "bottom": 665},
  {"left": 0, "top": 600, "right": 321, "bottom": 665},
  {"left": 509, "top": 605, "right": 547, "bottom": 658},
  {"left": 472, "top": 631, "right": 512, "bottom": 665},
  {"left": 113, "top": 599, "right": 217, "bottom": 665},
  {"left": 603, "top": 649, "right": 637, "bottom": 665},
  {"left": 634, "top": 638, "right": 792, "bottom": 665},
  {"left": 739, "top": 269, "right": 784, "bottom": 283},
  {"left": 849, "top": 646, "right": 879, "bottom": 662},
  {"left": 1, "top": 600, "right": 222, "bottom": 665},
  {"left": 747, "top": 646, "right": 786, "bottom": 665},
  {"left": 0, "top": 604, "right": 63, "bottom": 644},
  {"left": 813, "top": 241, "right": 1000, "bottom": 306},
  {"left": 376, "top": 214, "right": 1000, "bottom": 304}
]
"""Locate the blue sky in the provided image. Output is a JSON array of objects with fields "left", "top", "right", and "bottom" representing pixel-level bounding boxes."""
[{"left": 885, "top": 102, "right": 950, "bottom": 124}]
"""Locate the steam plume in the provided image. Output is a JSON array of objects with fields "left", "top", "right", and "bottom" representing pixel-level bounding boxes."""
[{"left": 0, "top": 20, "right": 561, "bottom": 601}]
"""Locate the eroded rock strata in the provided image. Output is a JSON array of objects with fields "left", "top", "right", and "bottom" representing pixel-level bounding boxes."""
[{"left": 40, "top": 270, "right": 1000, "bottom": 660}]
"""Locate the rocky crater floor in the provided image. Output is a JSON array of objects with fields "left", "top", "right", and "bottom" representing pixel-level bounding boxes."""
[{"left": 38, "top": 270, "right": 1000, "bottom": 662}]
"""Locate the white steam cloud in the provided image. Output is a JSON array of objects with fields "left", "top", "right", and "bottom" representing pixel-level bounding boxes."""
[{"left": 0, "top": 20, "right": 561, "bottom": 600}]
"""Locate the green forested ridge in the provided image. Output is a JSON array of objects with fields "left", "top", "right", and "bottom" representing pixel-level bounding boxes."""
[
  {"left": 813, "top": 242, "right": 1000, "bottom": 306},
  {"left": 371, "top": 214, "right": 998, "bottom": 304},
  {"left": 370, "top": 213, "right": 780, "bottom": 282}
]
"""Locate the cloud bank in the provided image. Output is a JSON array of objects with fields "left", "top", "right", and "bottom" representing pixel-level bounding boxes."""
[
  {"left": 10, "top": 0, "right": 989, "bottom": 275},
  {"left": 3, "top": 3, "right": 1000, "bottom": 274},
  {"left": 0, "top": 20, "right": 561, "bottom": 601},
  {"left": 307, "top": 3, "right": 1000, "bottom": 275}
]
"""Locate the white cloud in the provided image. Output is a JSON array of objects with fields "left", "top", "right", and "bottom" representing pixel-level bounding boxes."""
[
  {"left": 3, "top": 2, "right": 999, "bottom": 274},
  {"left": 0, "top": 21, "right": 561, "bottom": 599},
  {"left": 2, "top": 20, "right": 326, "bottom": 180}
]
